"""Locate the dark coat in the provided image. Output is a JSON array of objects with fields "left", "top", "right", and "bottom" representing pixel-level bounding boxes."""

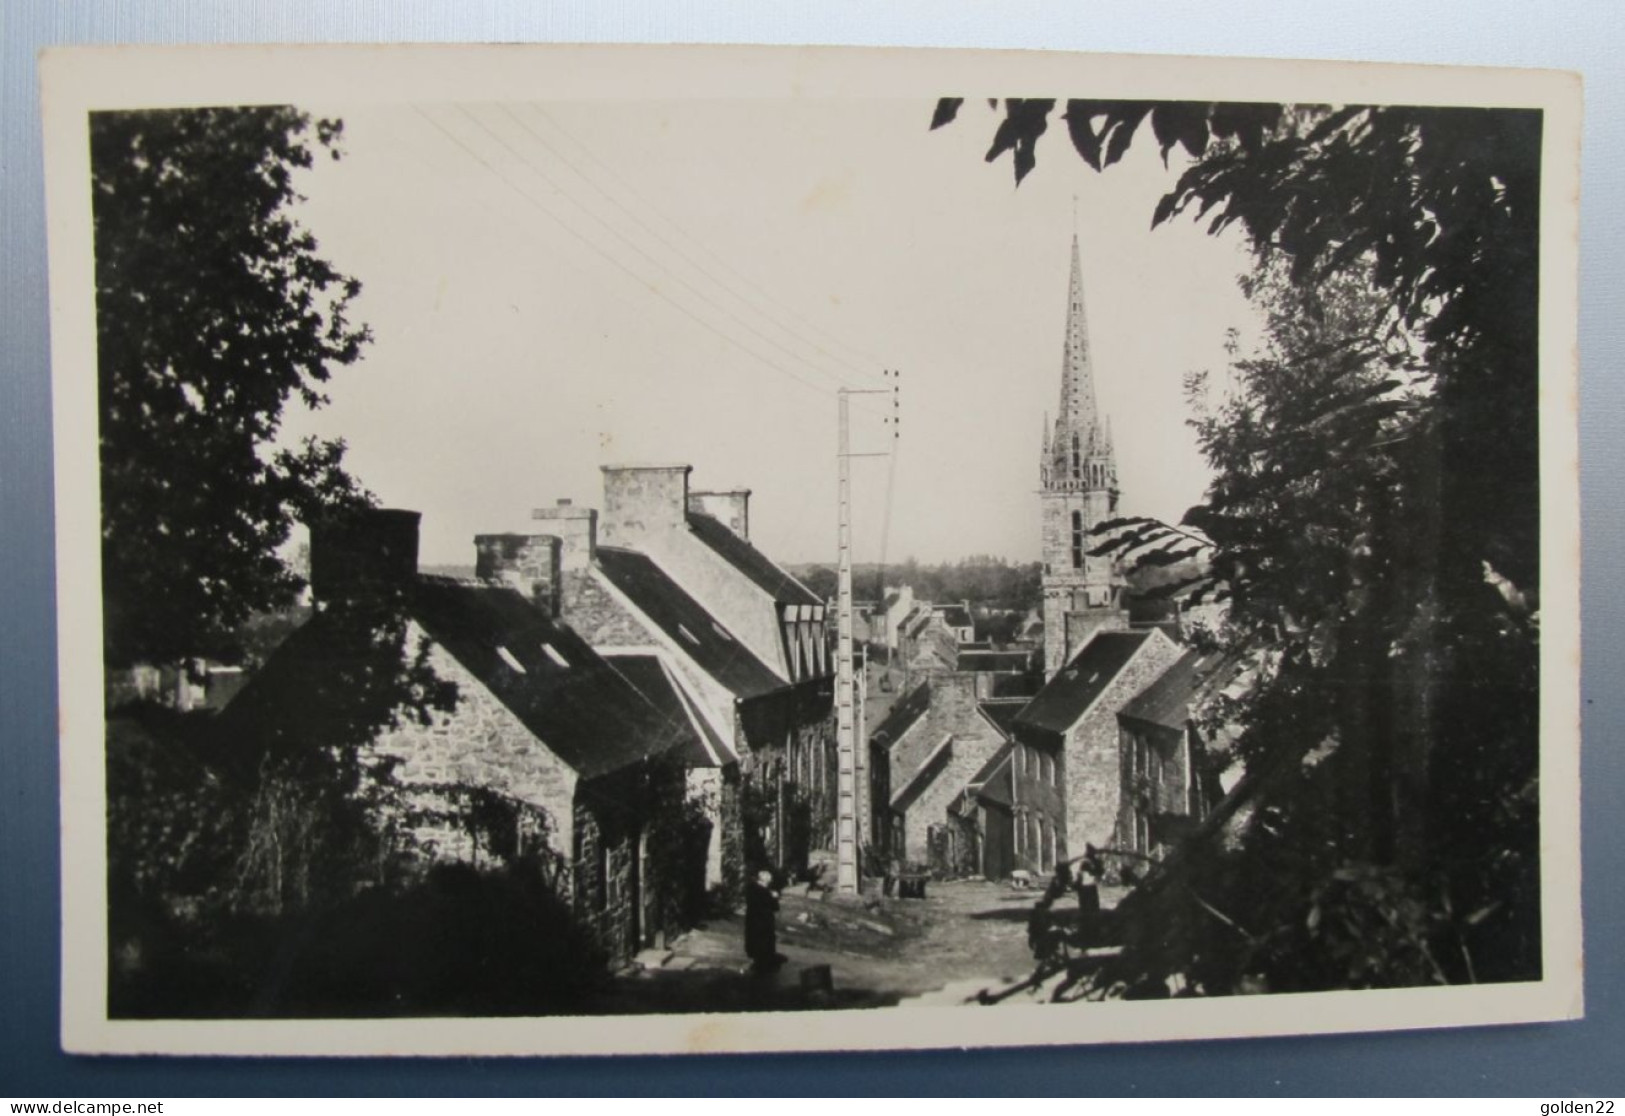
[{"left": 744, "top": 880, "right": 780, "bottom": 962}]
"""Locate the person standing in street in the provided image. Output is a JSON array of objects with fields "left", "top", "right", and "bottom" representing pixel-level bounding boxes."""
[{"left": 744, "top": 868, "right": 783, "bottom": 973}]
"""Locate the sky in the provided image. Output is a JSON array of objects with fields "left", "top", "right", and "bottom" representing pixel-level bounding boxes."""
[{"left": 279, "top": 98, "right": 1261, "bottom": 568}]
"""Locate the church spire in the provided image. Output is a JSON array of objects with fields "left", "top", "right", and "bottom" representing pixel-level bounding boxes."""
[
  {"left": 1057, "top": 233, "right": 1098, "bottom": 441},
  {"left": 1044, "top": 232, "right": 1114, "bottom": 495}
]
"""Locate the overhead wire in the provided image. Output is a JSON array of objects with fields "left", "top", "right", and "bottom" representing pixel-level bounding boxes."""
[
  {"left": 523, "top": 103, "right": 893, "bottom": 386},
  {"left": 460, "top": 104, "right": 882, "bottom": 401},
  {"left": 411, "top": 103, "right": 865, "bottom": 407}
]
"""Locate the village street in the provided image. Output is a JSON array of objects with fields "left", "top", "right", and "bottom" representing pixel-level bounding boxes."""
[{"left": 590, "top": 879, "right": 1062, "bottom": 1014}]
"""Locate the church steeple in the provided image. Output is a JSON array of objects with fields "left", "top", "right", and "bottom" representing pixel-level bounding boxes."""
[
  {"left": 1038, "top": 229, "right": 1126, "bottom": 677},
  {"left": 1058, "top": 234, "right": 1098, "bottom": 439},
  {"left": 1042, "top": 234, "right": 1117, "bottom": 498}
]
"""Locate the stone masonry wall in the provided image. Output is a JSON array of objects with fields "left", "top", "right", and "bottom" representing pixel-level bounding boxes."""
[
  {"left": 1009, "top": 728, "right": 1067, "bottom": 874},
  {"left": 367, "top": 624, "right": 577, "bottom": 871},
  {"left": 572, "top": 796, "right": 637, "bottom": 965},
  {"left": 1063, "top": 630, "right": 1184, "bottom": 854},
  {"left": 898, "top": 719, "right": 1005, "bottom": 865},
  {"left": 1114, "top": 721, "right": 1193, "bottom": 856}
]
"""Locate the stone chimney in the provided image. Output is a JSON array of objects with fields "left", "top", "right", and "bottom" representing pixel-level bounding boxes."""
[
  {"left": 598, "top": 464, "right": 691, "bottom": 548},
  {"left": 530, "top": 498, "right": 598, "bottom": 573},
  {"left": 475, "top": 533, "right": 562, "bottom": 616},
  {"left": 309, "top": 508, "right": 421, "bottom": 607},
  {"left": 687, "top": 488, "right": 751, "bottom": 542}
]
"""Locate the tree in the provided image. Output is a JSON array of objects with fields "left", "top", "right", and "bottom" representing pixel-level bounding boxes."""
[
  {"left": 936, "top": 99, "right": 1540, "bottom": 598},
  {"left": 92, "top": 107, "right": 374, "bottom": 668},
  {"left": 937, "top": 100, "right": 1544, "bottom": 989}
]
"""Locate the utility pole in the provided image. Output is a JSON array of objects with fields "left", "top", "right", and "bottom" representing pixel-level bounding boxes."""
[{"left": 835, "top": 382, "right": 894, "bottom": 894}]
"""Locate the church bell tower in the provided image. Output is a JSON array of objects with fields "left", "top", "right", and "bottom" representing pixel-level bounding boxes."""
[{"left": 1040, "top": 233, "right": 1126, "bottom": 676}]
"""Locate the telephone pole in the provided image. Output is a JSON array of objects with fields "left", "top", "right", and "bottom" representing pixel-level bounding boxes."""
[{"left": 835, "top": 381, "right": 895, "bottom": 893}]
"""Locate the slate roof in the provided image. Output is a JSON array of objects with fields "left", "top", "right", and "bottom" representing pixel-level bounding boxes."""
[
  {"left": 869, "top": 680, "right": 932, "bottom": 751},
  {"left": 967, "top": 742, "right": 1015, "bottom": 808},
  {"left": 408, "top": 579, "right": 695, "bottom": 779},
  {"left": 686, "top": 511, "right": 821, "bottom": 607},
  {"left": 605, "top": 653, "right": 736, "bottom": 768},
  {"left": 977, "top": 699, "right": 1028, "bottom": 739},
  {"left": 1014, "top": 630, "right": 1152, "bottom": 734},
  {"left": 957, "top": 649, "right": 1035, "bottom": 673},
  {"left": 594, "top": 546, "right": 785, "bottom": 700},
  {"left": 221, "top": 578, "right": 695, "bottom": 782},
  {"left": 1119, "top": 649, "right": 1230, "bottom": 731},
  {"left": 890, "top": 733, "right": 954, "bottom": 813}
]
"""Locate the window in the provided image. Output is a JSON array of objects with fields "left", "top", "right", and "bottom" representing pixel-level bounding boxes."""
[
  {"left": 541, "top": 643, "right": 569, "bottom": 669},
  {"left": 1071, "top": 432, "right": 1081, "bottom": 479},
  {"left": 1038, "top": 817, "right": 1050, "bottom": 871},
  {"left": 1071, "top": 510, "right": 1085, "bottom": 569}
]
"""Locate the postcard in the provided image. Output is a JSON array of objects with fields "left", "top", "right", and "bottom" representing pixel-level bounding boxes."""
[{"left": 42, "top": 43, "right": 1582, "bottom": 1056}]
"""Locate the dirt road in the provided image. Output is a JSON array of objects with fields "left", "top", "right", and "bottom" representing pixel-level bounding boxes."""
[{"left": 591, "top": 878, "right": 1046, "bottom": 1014}]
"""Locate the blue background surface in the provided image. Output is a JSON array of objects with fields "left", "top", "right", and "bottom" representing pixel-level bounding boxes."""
[{"left": 2, "top": 0, "right": 1620, "bottom": 1096}]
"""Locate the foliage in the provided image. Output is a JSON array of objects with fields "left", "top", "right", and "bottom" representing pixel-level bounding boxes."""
[
  {"left": 939, "top": 99, "right": 1544, "bottom": 992},
  {"left": 936, "top": 99, "right": 1540, "bottom": 594},
  {"left": 92, "top": 107, "right": 374, "bottom": 668},
  {"left": 111, "top": 861, "right": 608, "bottom": 1018}
]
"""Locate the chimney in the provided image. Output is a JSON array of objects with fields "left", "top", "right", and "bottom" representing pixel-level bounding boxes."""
[
  {"left": 309, "top": 508, "right": 421, "bottom": 607},
  {"left": 598, "top": 464, "right": 691, "bottom": 547},
  {"left": 687, "top": 488, "right": 752, "bottom": 542},
  {"left": 475, "top": 533, "right": 562, "bottom": 617},
  {"left": 530, "top": 498, "right": 598, "bottom": 573}
]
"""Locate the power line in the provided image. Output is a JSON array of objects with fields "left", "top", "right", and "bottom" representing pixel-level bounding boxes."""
[
  {"left": 459, "top": 104, "right": 879, "bottom": 399},
  {"left": 525, "top": 104, "right": 893, "bottom": 383},
  {"left": 410, "top": 104, "right": 852, "bottom": 406}
]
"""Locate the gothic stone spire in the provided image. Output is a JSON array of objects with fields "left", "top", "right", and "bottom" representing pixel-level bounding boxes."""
[{"left": 1045, "top": 233, "right": 1115, "bottom": 494}]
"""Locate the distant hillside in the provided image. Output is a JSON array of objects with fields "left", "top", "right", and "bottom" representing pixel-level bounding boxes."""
[
  {"left": 421, "top": 564, "right": 476, "bottom": 581},
  {"left": 785, "top": 557, "right": 1039, "bottom": 610}
]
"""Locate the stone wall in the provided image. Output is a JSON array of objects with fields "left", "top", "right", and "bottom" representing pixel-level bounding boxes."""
[
  {"left": 737, "top": 681, "right": 837, "bottom": 872},
  {"left": 1062, "top": 630, "right": 1184, "bottom": 854},
  {"left": 1009, "top": 728, "right": 1067, "bottom": 874},
  {"left": 1114, "top": 720, "right": 1194, "bottom": 858},
  {"left": 898, "top": 728, "right": 1005, "bottom": 865},
  {"left": 367, "top": 625, "right": 577, "bottom": 869},
  {"left": 531, "top": 500, "right": 598, "bottom": 574},
  {"left": 889, "top": 673, "right": 1006, "bottom": 864},
  {"left": 571, "top": 795, "right": 637, "bottom": 965}
]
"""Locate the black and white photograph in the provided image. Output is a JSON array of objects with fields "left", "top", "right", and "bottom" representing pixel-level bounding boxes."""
[{"left": 42, "top": 44, "right": 1581, "bottom": 1056}]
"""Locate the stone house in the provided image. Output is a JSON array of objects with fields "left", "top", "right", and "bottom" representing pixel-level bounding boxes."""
[
  {"left": 957, "top": 742, "right": 1016, "bottom": 880},
  {"left": 1010, "top": 628, "right": 1184, "bottom": 873},
  {"left": 1114, "top": 649, "right": 1233, "bottom": 863},
  {"left": 530, "top": 465, "right": 835, "bottom": 888},
  {"left": 217, "top": 509, "right": 703, "bottom": 968},
  {"left": 868, "top": 672, "right": 1017, "bottom": 869},
  {"left": 932, "top": 602, "right": 976, "bottom": 645},
  {"left": 878, "top": 585, "right": 916, "bottom": 650}
]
